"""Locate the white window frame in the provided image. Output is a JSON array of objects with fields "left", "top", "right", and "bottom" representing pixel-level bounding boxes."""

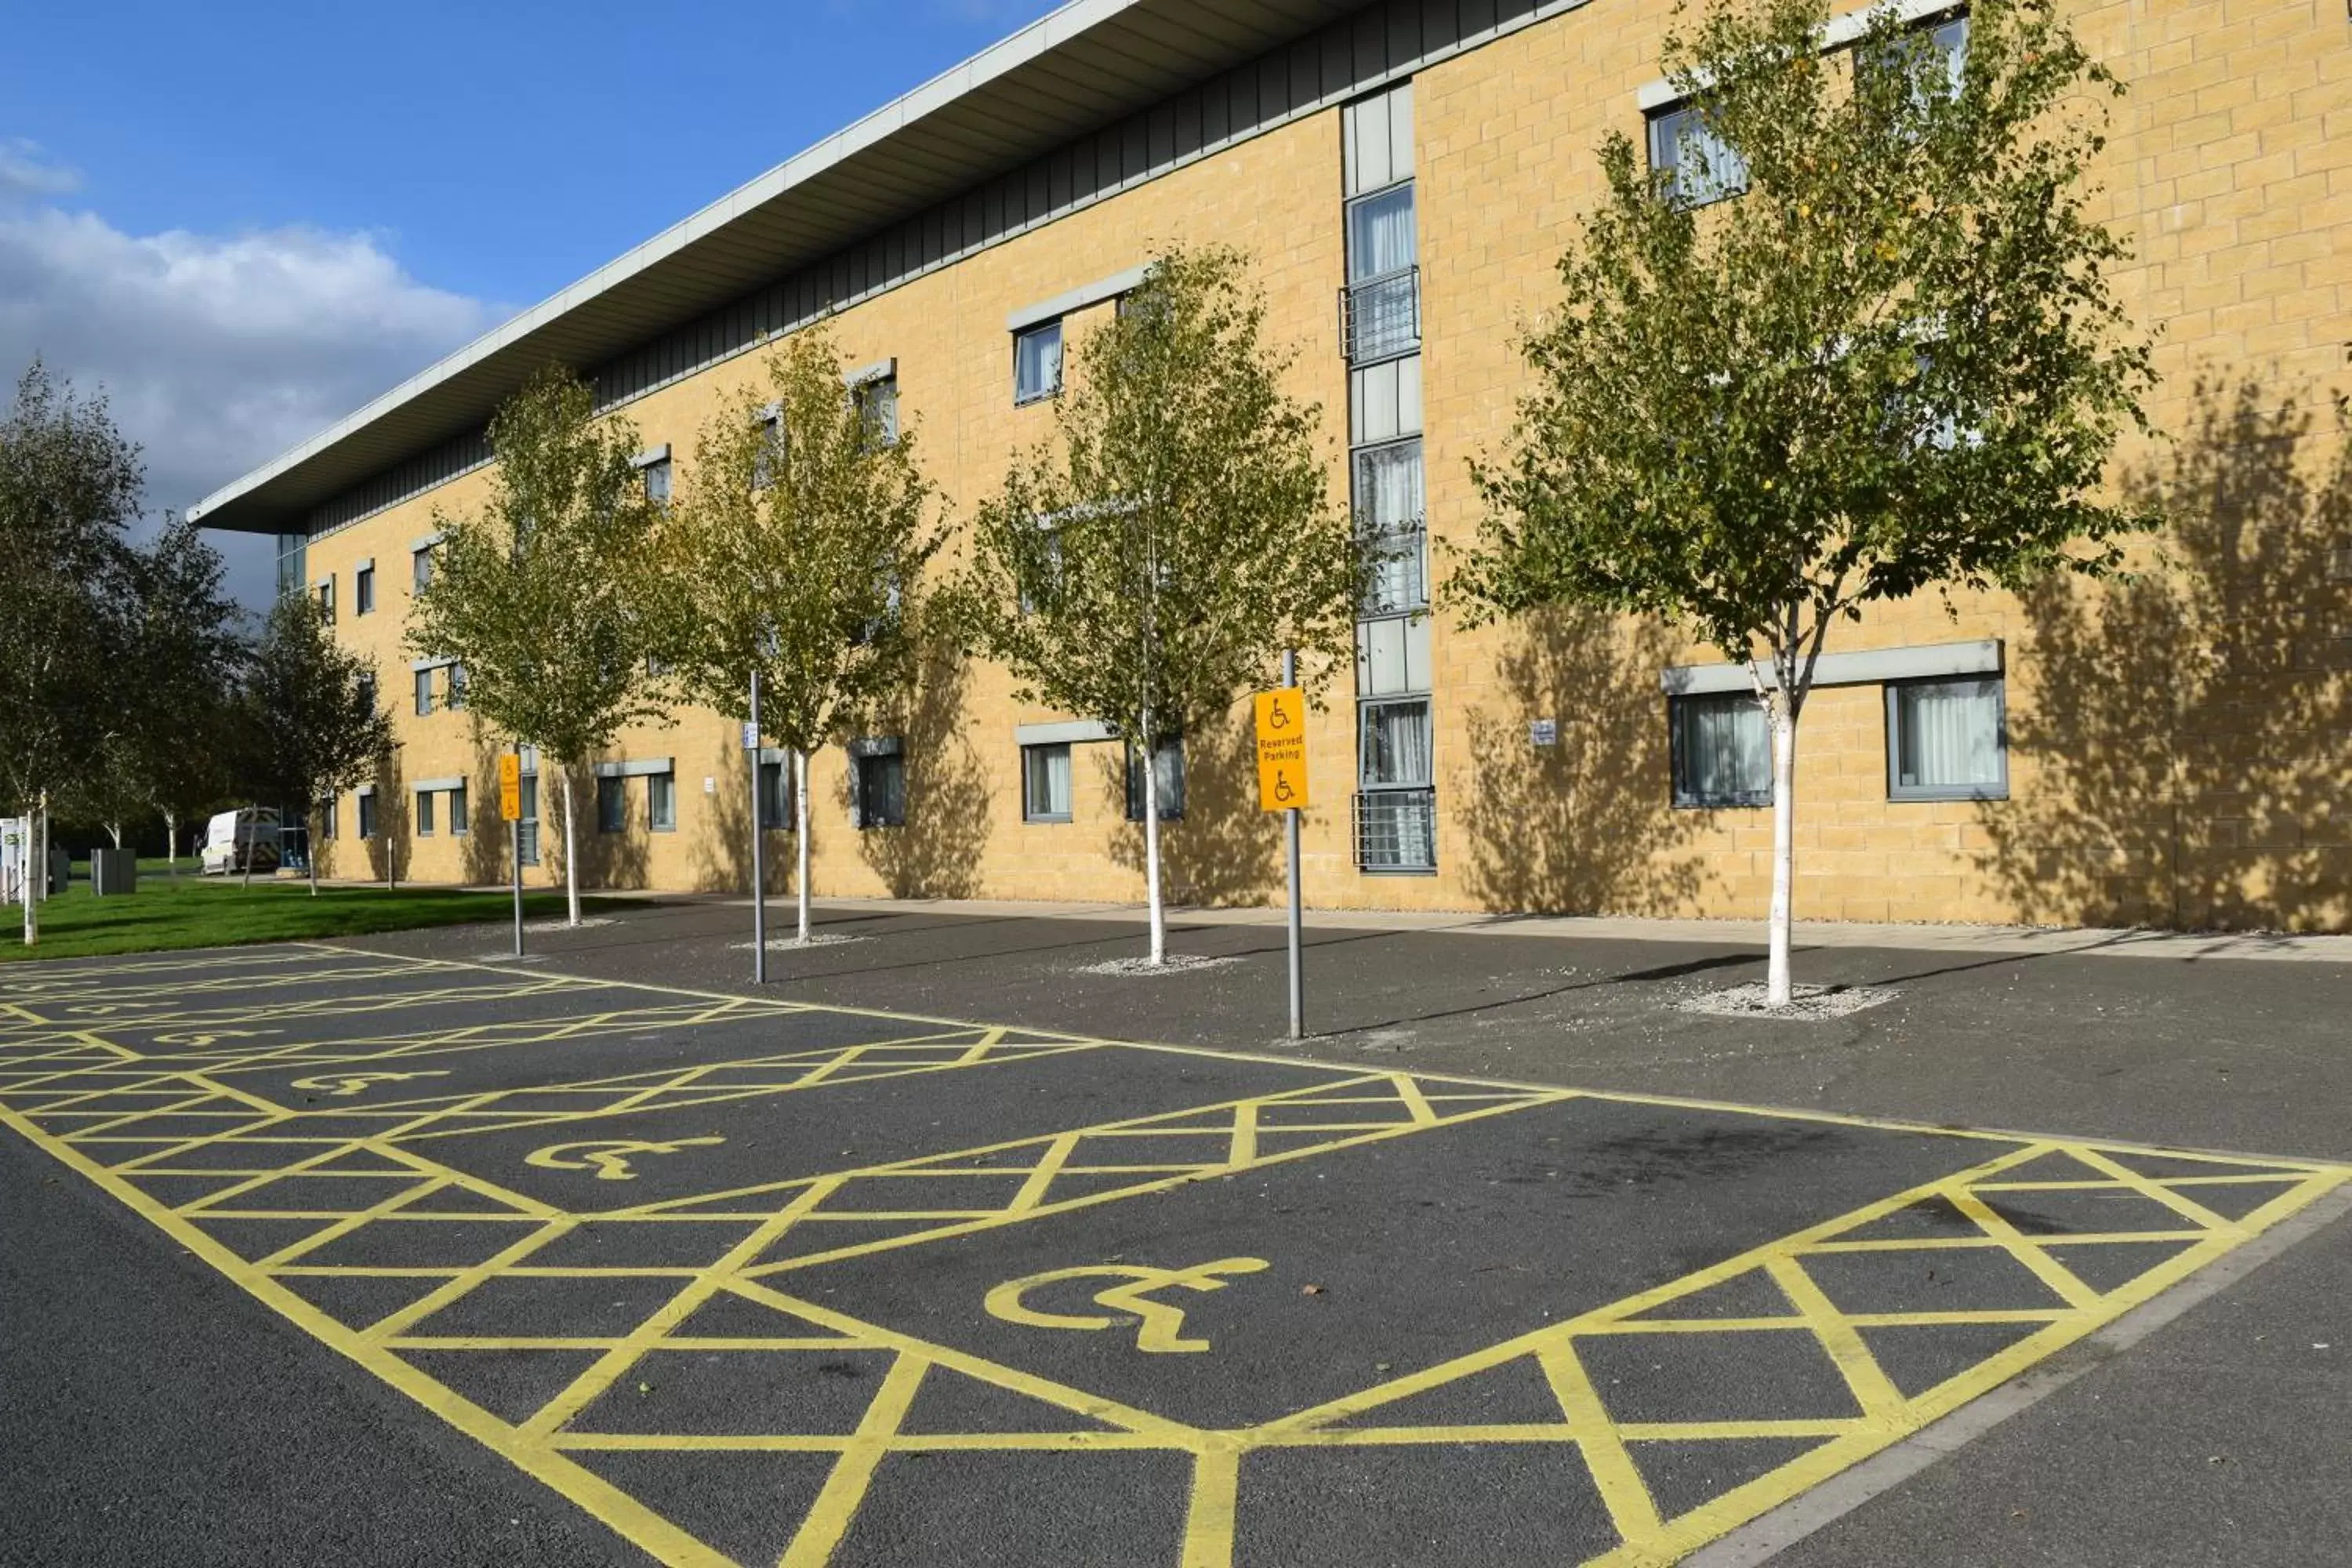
[{"left": 1014, "top": 319, "right": 1063, "bottom": 406}]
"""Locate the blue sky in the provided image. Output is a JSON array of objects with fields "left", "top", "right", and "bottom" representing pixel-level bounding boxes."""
[{"left": 1, "top": 0, "right": 1062, "bottom": 597}]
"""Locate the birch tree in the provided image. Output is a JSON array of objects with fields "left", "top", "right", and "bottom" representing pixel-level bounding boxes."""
[
  {"left": 954, "top": 246, "right": 1356, "bottom": 964},
  {"left": 1459, "top": 0, "right": 2152, "bottom": 1004},
  {"left": 655, "top": 327, "right": 942, "bottom": 946},
  {"left": 241, "top": 593, "right": 394, "bottom": 894},
  {"left": 408, "top": 368, "right": 670, "bottom": 924},
  {"left": 0, "top": 362, "right": 143, "bottom": 944}
]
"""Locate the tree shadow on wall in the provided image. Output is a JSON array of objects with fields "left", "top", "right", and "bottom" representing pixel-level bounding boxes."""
[
  {"left": 1106, "top": 709, "right": 1283, "bottom": 907},
  {"left": 557, "top": 764, "right": 651, "bottom": 892},
  {"left": 1450, "top": 608, "right": 1704, "bottom": 916},
  {"left": 851, "top": 646, "right": 993, "bottom": 899},
  {"left": 460, "top": 731, "right": 510, "bottom": 887},
  {"left": 691, "top": 739, "right": 794, "bottom": 895},
  {"left": 361, "top": 751, "right": 410, "bottom": 887},
  {"left": 1980, "top": 379, "right": 2352, "bottom": 931}
]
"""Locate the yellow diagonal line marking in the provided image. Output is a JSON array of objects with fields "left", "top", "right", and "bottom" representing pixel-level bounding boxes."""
[
  {"left": 1535, "top": 1339, "right": 1664, "bottom": 1541},
  {"left": 776, "top": 1353, "right": 930, "bottom": 1568},
  {"left": 256, "top": 1175, "right": 456, "bottom": 1269},
  {"left": 361, "top": 1218, "right": 583, "bottom": 1340},
  {"left": 1387, "top": 1073, "right": 1441, "bottom": 1127},
  {"left": 1763, "top": 1254, "right": 1906, "bottom": 1420},
  {"left": 1008, "top": 1131, "right": 1085, "bottom": 1213},
  {"left": 2062, "top": 1145, "right": 2241, "bottom": 1231},
  {"left": 515, "top": 1178, "right": 848, "bottom": 1440},
  {"left": 1178, "top": 1443, "right": 1241, "bottom": 1568},
  {"left": 1940, "top": 1188, "right": 2105, "bottom": 1310}
]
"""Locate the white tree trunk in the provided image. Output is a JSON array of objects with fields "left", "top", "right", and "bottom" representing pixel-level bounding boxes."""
[
  {"left": 1142, "top": 738, "right": 1166, "bottom": 965},
  {"left": 1766, "top": 702, "right": 1798, "bottom": 1007},
  {"left": 308, "top": 805, "right": 320, "bottom": 898},
  {"left": 23, "top": 800, "right": 38, "bottom": 947},
  {"left": 561, "top": 771, "right": 582, "bottom": 927},
  {"left": 242, "top": 803, "right": 255, "bottom": 889},
  {"left": 165, "top": 812, "right": 177, "bottom": 883},
  {"left": 795, "top": 748, "right": 811, "bottom": 945},
  {"left": 107, "top": 822, "right": 122, "bottom": 850},
  {"left": 38, "top": 796, "right": 49, "bottom": 903}
]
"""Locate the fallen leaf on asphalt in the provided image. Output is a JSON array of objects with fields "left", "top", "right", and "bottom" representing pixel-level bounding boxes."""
[{"left": 1302, "top": 1283, "right": 1325, "bottom": 1295}]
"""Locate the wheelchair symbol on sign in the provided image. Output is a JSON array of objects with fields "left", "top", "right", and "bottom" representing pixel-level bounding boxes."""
[
  {"left": 524, "top": 1137, "right": 724, "bottom": 1181},
  {"left": 984, "top": 1257, "right": 1268, "bottom": 1353}
]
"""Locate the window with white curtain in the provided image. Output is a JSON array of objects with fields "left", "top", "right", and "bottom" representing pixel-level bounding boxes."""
[
  {"left": 1354, "top": 438, "right": 1426, "bottom": 614},
  {"left": 1359, "top": 699, "right": 1432, "bottom": 789},
  {"left": 1022, "top": 742, "right": 1073, "bottom": 822},
  {"left": 648, "top": 771, "right": 677, "bottom": 832},
  {"left": 1646, "top": 101, "right": 1749, "bottom": 206},
  {"left": 1886, "top": 676, "right": 2006, "bottom": 800},
  {"left": 1343, "top": 182, "right": 1418, "bottom": 362},
  {"left": 1669, "top": 693, "right": 1773, "bottom": 808},
  {"left": 1014, "top": 321, "right": 1063, "bottom": 405}
]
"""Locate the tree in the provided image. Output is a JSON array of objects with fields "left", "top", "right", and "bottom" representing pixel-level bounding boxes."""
[
  {"left": 407, "top": 368, "right": 670, "bottom": 924},
  {"left": 1458, "top": 0, "right": 2153, "bottom": 1004},
  {"left": 0, "top": 361, "right": 143, "bottom": 945},
  {"left": 953, "top": 245, "right": 1356, "bottom": 964},
  {"left": 81, "top": 517, "right": 242, "bottom": 869},
  {"left": 241, "top": 593, "right": 394, "bottom": 895},
  {"left": 655, "top": 326, "right": 943, "bottom": 946}
]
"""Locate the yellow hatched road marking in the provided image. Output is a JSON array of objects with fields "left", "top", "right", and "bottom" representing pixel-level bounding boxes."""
[{"left": 8, "top": 945, "right": 2350, "bottom": 1568}]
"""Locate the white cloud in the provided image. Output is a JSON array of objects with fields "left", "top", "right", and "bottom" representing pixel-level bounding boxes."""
[
  {"left": 0, "top": 181, "right": 499, "bottom": 604},
  {"left": 0, "top": 139, "right": 79, "bottom": 198}
]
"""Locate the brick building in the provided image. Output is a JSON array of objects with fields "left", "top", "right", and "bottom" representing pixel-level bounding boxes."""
[{"left": 192, "top": 0, "right": 2352, "bottom": 931}]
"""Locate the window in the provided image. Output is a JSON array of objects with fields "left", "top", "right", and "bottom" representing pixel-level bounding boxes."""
[
  {"left": 1646, "top": 100, "right": 1748, "bottom": 206},
  {"left": 1342, "top": 182, "right": 1420, "bottom": 362},
  {"left": 1014, "top": 321, "right": 1063, "bottom": 405},
  {"left": 648, "top": 771, "right": 677, "bottom": 832},
  {"left": 412, "top": 547, "right": 434, "bottom": 590},
  {"left": 315, "top": 578, "right": 335, "bottom": 622},
  {"left": 854, "top": 751, "right": 906, "bottom": 829},
  {"left": 1354, "top": 439, "right": 1427, "bottom": 614},
  {"left": 449, "top": 782, "right": 468, "bottom": 837},
  {"left": 1360, "top": 699, "right": 1433, "bottom": 789},
  {"left": 1017, "top": 525, "right": 1064, "bottom": 617},
  {"left": 414, "top": 668, "right": 435, "bottom": 717},
  {"left": 1124, "top": 739, "right": 1185, "bottom": 822},
  {"left": 446, "top": 664, "right": 468, "bottom": 712},
  {"left": 416, "top": 789, "right": 436, "bottom": 837},
  {"left": 358, "top": 793, "right": 377, "bottom": 839},
  {"left": 1670, "top": 693, "right": 1773, "bottom": 808},
  {"left": 1861, "top": 11, "right": 1969, "bottom": 105},
  {"left": 757, "top": 759, "right": 791, "bottom": 830},
  {"left": 1022, "top": 742, "right": 1073, "bottom": 822},
  {"left": 597, "top": 775, "right": 626, "bottom": 833},
  {"left": 855, "top": 376, "right": 899, "bottom": 447},
  {"left": 752, "top": 412, "right": 783, "bottom": 490},
  {"left": 357, "top": 673, "right": 377, "bottom": 713},
  {"left": 1886, "top": 676, "right": 2006, "bottom": 800},
  {"left": 317, "top": 799, "right": 336, "bottom": 841},
  {"left": 641, "top": 456, "right": 672, "bottom": 506},
  {"left": 355, "top": 566, "right": 375, "bottom": 615}
]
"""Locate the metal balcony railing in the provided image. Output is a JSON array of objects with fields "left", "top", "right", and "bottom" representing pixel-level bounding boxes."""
[
  {"left": 1353, "top": 787, "right": 1437, "bottom": 872},
  {"left": 1340, "top": 266, "right": 1421, "bottom": 365}
]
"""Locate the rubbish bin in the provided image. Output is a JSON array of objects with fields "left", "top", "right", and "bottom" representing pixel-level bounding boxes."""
[
  {"left": 47, "top": 848, "right": 70, "bottom": 895},
  {"left": 90, "top": 848, "right": 139, "bottom": 895}
]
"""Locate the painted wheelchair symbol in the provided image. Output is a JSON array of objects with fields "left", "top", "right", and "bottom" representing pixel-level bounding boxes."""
[
  {"left": 984, "top": 1257, "right": 1268, "bottom": 1353},
  {"left": 524, "top": 1137, "right": 724, "bottom": 1181}
]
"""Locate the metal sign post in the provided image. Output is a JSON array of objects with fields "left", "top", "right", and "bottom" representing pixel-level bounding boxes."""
[
  {"left": 1255, "top": 656, "right": 1308, "bottom": 1039},
  {"left": 746, "top": 673, "right": 767, "bottom": 985},
  {"left": 499, "top": 750, "right": 524, "bottom": 958}
]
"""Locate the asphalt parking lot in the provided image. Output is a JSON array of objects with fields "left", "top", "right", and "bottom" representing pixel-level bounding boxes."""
[{"left": 5, "top": 927, "right": 2347, "bottom": 1567}]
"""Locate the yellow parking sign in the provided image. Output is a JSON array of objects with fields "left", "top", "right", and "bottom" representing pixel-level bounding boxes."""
[
  {"left": 1254, "top": 687, "right": 1308, "bottom": 811},
  {"left": 498, "top": 753, "right": 523, "bottom": 822}
]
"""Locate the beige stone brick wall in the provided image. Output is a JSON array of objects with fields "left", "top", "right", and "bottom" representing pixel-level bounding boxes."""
[{"left": 301, "top": 0, "right": 2352, "bottom": 931}]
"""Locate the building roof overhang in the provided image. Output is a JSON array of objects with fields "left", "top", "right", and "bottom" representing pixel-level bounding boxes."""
[{"left": 190, "top": 0, "right": 1362, "bottom": 534}]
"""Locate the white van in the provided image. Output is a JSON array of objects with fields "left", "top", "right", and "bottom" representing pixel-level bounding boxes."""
[{"left": 200, "top": 808, "right": 281, "bottom": 876}]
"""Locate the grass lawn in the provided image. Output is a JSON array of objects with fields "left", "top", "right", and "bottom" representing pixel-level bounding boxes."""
[{"left": 2, "top": 880, "right": 616, "bottom": 964}]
